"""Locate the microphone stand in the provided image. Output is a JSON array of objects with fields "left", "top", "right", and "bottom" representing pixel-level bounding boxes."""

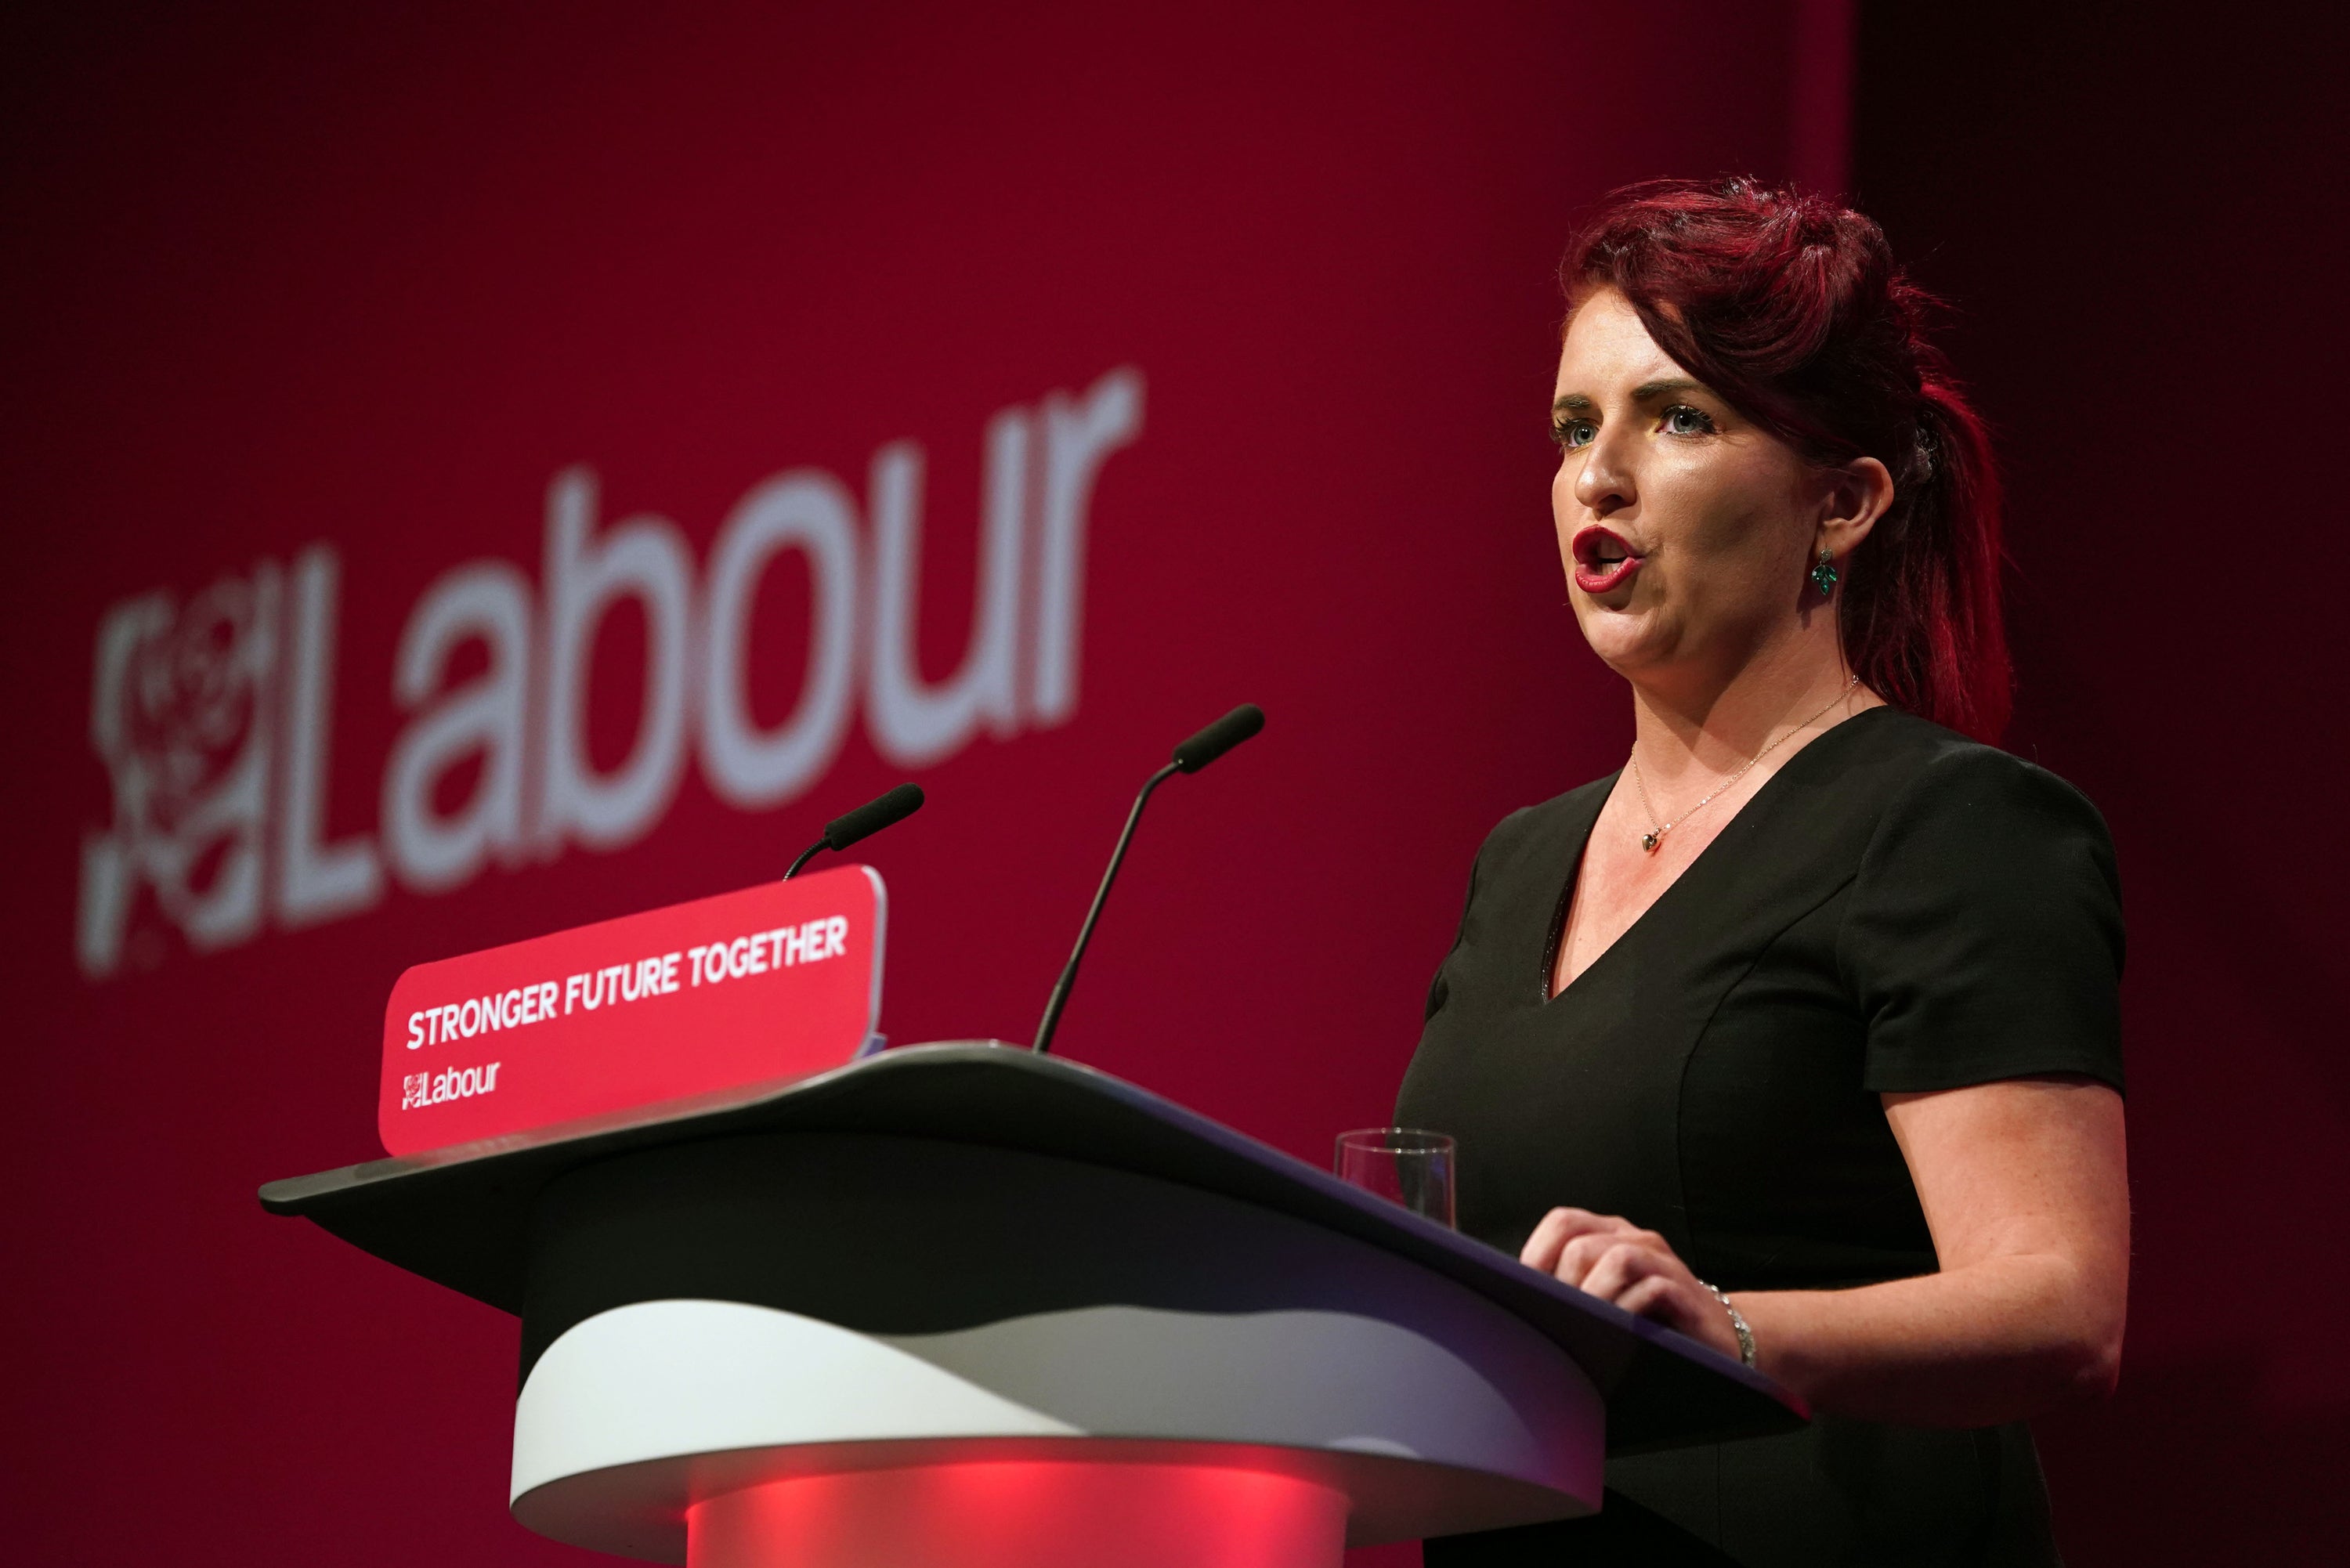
[{"left": 1032, "top": 763, "right": 1179, "bottom": 1057}]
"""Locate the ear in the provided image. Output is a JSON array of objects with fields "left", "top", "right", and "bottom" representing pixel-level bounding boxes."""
[{"left": 1815, "top": 456, "right": 1894, "bottom": 562}]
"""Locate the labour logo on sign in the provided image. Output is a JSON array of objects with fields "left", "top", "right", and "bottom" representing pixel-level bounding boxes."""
[{"left": 75, "top": 367, "right": 1144, "bottom": 978}]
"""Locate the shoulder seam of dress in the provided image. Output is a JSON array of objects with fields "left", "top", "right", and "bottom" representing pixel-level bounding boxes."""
[{"left": 1832, "top": 734, "right": 2012, "bottom": 982}]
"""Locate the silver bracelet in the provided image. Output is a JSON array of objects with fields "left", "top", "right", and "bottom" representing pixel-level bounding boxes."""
[{"left": 1697, "top": 1279, "right": 1756, "bottom": 1368}]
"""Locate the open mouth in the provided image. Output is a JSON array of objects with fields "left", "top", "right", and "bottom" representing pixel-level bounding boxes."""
[{"left": 1571, "top": 526, "right": 1643, "bottom": 595}]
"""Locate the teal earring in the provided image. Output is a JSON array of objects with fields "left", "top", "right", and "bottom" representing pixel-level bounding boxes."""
[{"left": 1810, "top": 547, "right": 1839, "bottom": 596}]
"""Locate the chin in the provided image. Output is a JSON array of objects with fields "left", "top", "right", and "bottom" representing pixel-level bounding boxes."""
[{"left": 1572, "top": 602, "right": 1666, "bottom": 672}]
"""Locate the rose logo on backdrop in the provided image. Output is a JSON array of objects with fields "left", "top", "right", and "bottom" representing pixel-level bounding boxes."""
[
  {"left": 76, "top": 367, "right": 1143, "bottom": 977},
  {"left": 77, "top": 568, "right": 283, "bottom": 961}
]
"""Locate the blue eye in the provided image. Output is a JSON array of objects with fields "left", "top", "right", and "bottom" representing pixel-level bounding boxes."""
[
  {"left": 1662, "top": 405, "right": 1716, "bottom": 437},
  {"left": 1552, "top": 418, "right": 1597, "bottom": 449}
]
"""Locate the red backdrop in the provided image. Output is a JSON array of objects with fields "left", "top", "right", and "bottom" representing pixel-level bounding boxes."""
[
  {"left": 27, "top": 4, "right": 2316, "bottom": 1566},
  {"left": 1854, "top": 9, "right": 2350, "bottom": 1559}
]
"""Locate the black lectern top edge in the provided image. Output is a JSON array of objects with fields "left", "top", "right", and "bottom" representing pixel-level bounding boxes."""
[{"left": 260, "top": 1042, "right": 1802, "bottom": 1454}]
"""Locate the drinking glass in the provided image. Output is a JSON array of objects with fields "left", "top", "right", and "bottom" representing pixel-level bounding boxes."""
[{"left": 1334, "top": 1128, "right": 1457, "bottom": 1228}]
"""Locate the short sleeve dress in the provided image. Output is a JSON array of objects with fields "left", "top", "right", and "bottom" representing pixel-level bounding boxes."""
[{"left": 1395, "top": 706, "right": 2124, "bottom": 1568}]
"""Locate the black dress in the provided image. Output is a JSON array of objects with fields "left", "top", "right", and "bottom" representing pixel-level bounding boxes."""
[{"left": 1396, "top": 706, "right": 2124, "bottom": 1568}]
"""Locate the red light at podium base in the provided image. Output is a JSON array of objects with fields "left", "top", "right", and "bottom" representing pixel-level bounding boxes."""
[{"left": 687, "top": 1461, "right": 1350, "bottom": 1568}]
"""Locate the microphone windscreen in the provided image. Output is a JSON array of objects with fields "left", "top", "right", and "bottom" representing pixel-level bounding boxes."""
[
  {"left": 1171, "top": 704, "right": 1265, "bottom": 773},
  {"left": 823, "top": 782, "right": 925, "bottom": 851}
]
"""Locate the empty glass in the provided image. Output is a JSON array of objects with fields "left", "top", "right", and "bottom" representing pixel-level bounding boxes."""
[{"left": 1334, "top": 1128, "right": 1457, "bottom": 1228}]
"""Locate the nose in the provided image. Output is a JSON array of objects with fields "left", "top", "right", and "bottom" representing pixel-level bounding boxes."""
[{"left": 1570, "top": 424, "right": 1636, "bottom": 518}]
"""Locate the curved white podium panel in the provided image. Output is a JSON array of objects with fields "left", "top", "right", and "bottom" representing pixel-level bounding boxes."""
[{"left": 512, "top": 1296, "right": 1600, "bottom": 1559}]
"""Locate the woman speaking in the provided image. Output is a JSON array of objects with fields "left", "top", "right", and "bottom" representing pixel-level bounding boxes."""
[{"left": 1398, "top": 179, "right": 2128, "bottom": 1566}]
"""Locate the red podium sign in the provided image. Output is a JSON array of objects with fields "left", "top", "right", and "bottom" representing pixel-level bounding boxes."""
[{"left": 377, "top": 865, "right": 884, "bottom": 1156}]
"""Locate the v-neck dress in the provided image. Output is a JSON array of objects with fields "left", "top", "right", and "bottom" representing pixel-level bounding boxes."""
[{"left": 1396, "top": 706, "right": 2124, "bottom": 1568}]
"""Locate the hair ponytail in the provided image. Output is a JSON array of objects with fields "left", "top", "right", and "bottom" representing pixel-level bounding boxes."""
[{"left": 1565, "top": 178, "right": 2013, "bottom": 739}]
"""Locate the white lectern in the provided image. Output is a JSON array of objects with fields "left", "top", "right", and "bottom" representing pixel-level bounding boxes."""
[{"left": 262, "top": 1043, "right": 1800, "bottom": 1567}]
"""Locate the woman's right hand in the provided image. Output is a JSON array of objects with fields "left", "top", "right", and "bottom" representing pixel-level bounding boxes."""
[{"left": 1520, "top": 1205, "right": 1744, "bottom": 1362}]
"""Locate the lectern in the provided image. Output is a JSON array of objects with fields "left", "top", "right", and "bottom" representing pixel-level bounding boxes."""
[{"left": 262, "top": 1042, "right": 1801, "bottom": 1567}]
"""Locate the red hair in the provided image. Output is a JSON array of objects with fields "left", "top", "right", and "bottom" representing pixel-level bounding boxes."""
[{"left": 1563, "top": 177, "right": 2011, "bottom": 740}]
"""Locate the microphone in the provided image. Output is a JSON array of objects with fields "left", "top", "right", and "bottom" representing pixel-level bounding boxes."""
[
  {"left": 783, "top": 782, "right": 926, "bottom": 880},
  {"left": 1033, "top": 704, "right": 1264, "bottom": 1055},
  {"left": 1173, "top": 703, "right": 1265, "bottom": 772}
]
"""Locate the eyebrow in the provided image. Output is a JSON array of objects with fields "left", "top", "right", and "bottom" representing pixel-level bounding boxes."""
[{"left": 1553, "top": 378, "right": 1712, "bottom": 415}]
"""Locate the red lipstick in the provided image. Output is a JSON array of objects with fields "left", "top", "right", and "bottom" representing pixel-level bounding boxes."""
[{"left": 1571, "top": 526, "right": 1642, "bottom": 595}]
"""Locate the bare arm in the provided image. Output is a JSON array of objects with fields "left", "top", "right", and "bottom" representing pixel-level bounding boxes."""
[{"left": 1520, "top": 1074, "right": 2128, "bottom": 1427}]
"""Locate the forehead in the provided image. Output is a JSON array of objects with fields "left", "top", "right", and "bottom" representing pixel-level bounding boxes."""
[{"left": 1554, "top": 288, "right": 1686, "bottom": 395}]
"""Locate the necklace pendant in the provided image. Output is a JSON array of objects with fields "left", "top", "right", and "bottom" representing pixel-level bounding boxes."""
[{"left": 1640, "top": 831, "right": 1661, "bottom": 853}]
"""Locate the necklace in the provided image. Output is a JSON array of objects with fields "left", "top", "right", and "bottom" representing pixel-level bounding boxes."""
[{"left": 1628, "top": 676, "right": 1859, "bottom": 853}]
